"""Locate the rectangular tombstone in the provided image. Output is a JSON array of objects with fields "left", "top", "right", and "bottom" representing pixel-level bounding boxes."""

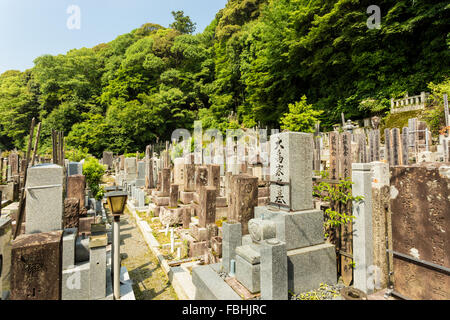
[
  {"left": 119, "top": 155, "right": 125, "bottom": 170},
  {"left": 369, "top": 129, "right": 381, "bottom": 162},
  {"left": 160, "top": 168, "right": 171, "bottom": 197},
  {"left": 391, "top": 128, "right": 401, "bottom": 165},
  {"left": 207, "top": 164, "right": 221, "bottom": 197},
  {"left": 0, "top": 217, "right": 12, "bottom": 300},
  {"left": 173, "top": 158, "right": 185, "bottom": 188},
  {"left": 401, "top": 127, "right": 409, "bottom": 165},
  {"left": 125, "top": 158, "right": 137, "bottom": 182},
  {"left": 408, "top": 118, "right": 417, "bottom": 148},
  {"left": 138, "top": 189, "right": 145, "bottom": 208},
  {"left": 25, "top": 164, "right": 64, "bottom": 234},
  {"left": 62, "top": 228, "right": 77, "bottom": 271},
  {"left": 229, "top": 175, "right": 258, "bottom": 235},
  {"left": 145, "top": 146, "right": 154, "bottom": 189},
  {"left": 102, "top": 151, "right": 114, "bottom": 170},
  {"left": 270, "top": 132, "right": 313, "bottom": 211},
  {"left": 384, "top": 129, "right": 392, "bottom": 165},
  {"left": 260, "top": 239, "right": 288, "bottom": 300},
  {"left": 68, "top": 162, "right": 82, "bottom": 176},
  {"left": 63, "top": 198, "right": 79, "bottom": 229},
  {"left": 169, "top": 184, "right": 179, "bottom": 208},
  {"left": 184, "top": 163, "right": 196, "bottom": 192},
  {"left": 222, "top": 222, "right": 242, "bottom": 274},
  {"left": 137, "top": 161, "right": 146, "bottom": 180},
  {"left": 357, "top": 133, "right": 368, "bottom": 163},
  {"left": 371, "top": 161, "right": 391, "bottom": 289},
  {"left": 352, "top": 163, "right": 374, "bottom": 294},
  {"left": 195, "top": 166, "right": 208, "bottom": 193},
  {"left": 198, "top": 186, "right": 216, "bottom": 228},
  {"left": 89, "top": 234, "right": 107, "bottom": 300},
  {"left": 390, "top": 163, "right": 450, "bottom": 300},
  {"left": 329, "top": 131, "right": 340, "bottom": 180},
  {"left": 11, "top": 231, "right": 63, "bottom": 300},
  {"left": 339, "top": 132, "right": 352, "bottom": 179},
  {"left": 9, "top": 153, "right": 19, "bottom": 176},
  {"left": 67, "top": 174, "right": 87, "bottom": 215}
]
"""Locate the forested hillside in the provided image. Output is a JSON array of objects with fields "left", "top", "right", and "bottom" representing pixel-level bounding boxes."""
[{"left": 0, "top": 0, "right": 449, "bottom": 157}]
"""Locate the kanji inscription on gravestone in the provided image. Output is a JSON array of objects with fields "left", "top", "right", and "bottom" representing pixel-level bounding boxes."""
[{"left": 270, "top": 135, "right": 288, "bottom": 208}]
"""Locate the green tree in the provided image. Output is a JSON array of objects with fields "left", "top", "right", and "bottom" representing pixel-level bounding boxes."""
[
  {"left": 280, "top": 96, "right": 323, "bottom": 132},
  {"left": 170, "top": 10, "right": 196, "bottom": 34},
  {"left": 83, "top": 157, "right": 106, "bottom": 200}
]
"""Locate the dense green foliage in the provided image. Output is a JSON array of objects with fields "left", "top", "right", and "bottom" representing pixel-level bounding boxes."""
[
  {"left": 0, "top": 2, "right": 449, "bottom": 156},
  {"left": 82, "top": 157, "right": 106, "bottom": 200}
]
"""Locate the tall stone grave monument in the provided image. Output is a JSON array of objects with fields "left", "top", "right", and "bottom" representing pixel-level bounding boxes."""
[
  {"left": 25, "top": 164, "right": 64, "bottom": 234},
  {"left": 234, "top": 132, "right": 337, "bottom": 296}
]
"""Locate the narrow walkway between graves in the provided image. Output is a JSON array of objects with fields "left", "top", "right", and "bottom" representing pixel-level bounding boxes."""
[{"left": 119, "top": 210, "right": 178, "bottom": 300}]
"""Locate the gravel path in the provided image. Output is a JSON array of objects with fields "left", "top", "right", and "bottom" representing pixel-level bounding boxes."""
[{"left": 119, "top": 211, "right": 178, "bottom": 300}]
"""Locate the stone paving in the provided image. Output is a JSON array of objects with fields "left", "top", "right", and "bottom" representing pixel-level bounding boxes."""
[{"left": 120, "top": 210, "right": 178, "bottom": 300}]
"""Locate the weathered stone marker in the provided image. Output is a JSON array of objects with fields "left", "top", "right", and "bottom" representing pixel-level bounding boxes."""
[
  {"left": 183, "top": 162, "right": 195, "bottom": 192},
  {"left": 0, "top": 217, "right": 12, "bottom": 300},
  {"left": 207, "top": 164, "right": 221, "bottom": 196},
  {"left": 329, "top": 131, "right": 339, "bottom": 180},
  {"left": 160, "top": 168, "right": 171, "bottom": 197},
  {"left": 371, "top": 161, "right": 392, "bottom": 290},
  {"left": 67, "top": 174, "right": 86, "bottom": 215},
  {"left": 339, "top": 132, "right": 352, "bottom": 178},
  {"left": 401, "top": 127, "right": 409, "bottom": 165},
  {"left": 102, "top": 151, "right": 113, "bottom": 170},
  {"left": 391, "top": 128, "right": 401, "bottom": 165},
  {"left": 229, "top": 175, "right": 258, "bottom": 235},
  {"left": 195, "top": 166, "right": 208, "bottom": 193},
  {"left": 390, "top": 163, "right": 450, "bottom": 300},
  {"left": 198, "top": 186, "right": 216, "bottom": 228},
  {"left": 169, "top": 184, "right": 179, "bottom": 208},
  {"left": 11, "top": 231, "right": 63, "bottom": 300},
  {"left": 63, "top": 198, "right": 79, "bottom": 229}
]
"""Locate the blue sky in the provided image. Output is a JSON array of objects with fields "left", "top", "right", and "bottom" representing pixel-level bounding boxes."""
[{"left": 0, "top": 0, "right": 228, "bottom": 74}]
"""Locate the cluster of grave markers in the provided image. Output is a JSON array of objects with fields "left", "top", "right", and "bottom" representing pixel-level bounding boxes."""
[
  {"left": 319, "top": 116, "right": 450, "bottom": 177},
  {"left": 1, "top": 96, "right": 449, "bottom": 300},
  {"left": 0, "top": 145, "right": 115, "bottom": 300},
  {"left": 113, "top": 129, "right": 272, "bottom": 266},
  {"left": 111, "top": 108, "right": 450, "bottom": 300}
]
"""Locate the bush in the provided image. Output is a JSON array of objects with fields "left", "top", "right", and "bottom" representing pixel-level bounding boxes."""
[
  {"left": 280, "top": 96, "right": 323, "bottom": 133},
  {"left": 66, "top": 147, "right": 90, "bottom": 162},
  {"left": 82, "top": 157, "right": 106, "bottom": 200}
]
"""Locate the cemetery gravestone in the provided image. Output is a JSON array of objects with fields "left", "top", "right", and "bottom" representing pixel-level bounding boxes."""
[
  {"left": 25, "top": 164, "right": 64, "bottom": 234},
  {"left": 11, "top": 231, "right": 63, "bottom": 300}
]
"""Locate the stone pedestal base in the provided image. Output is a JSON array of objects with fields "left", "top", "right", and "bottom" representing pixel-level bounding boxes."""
[
  {"left": 192, "top": 264, "right": 241, "bottom": 300},
  {"left": 287, "top": 243, "right": 337, "bottom": 294},
  {"left": 180, "top": 191, "right": 194, "bottom": 204},
  {"left": 189, "top": 239, "right": 208, "bottom": 257},
  {"left": 147, "top": 203, "right": 160, "bottom": 217},
  {"left": 189, "top": 223, "right": 208, "bottom": 241},
  {"left": 254, "top": 206, "right": 324, "bottom": 250},
  {"left": 153, "top": 196, "right": 169, "bottom": 207},
  {"left": 235, "top": 244, "right": 262, "bottom": 294},
  {"left": 159, "top": 207, "right": 183, "bottom": 226}
]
